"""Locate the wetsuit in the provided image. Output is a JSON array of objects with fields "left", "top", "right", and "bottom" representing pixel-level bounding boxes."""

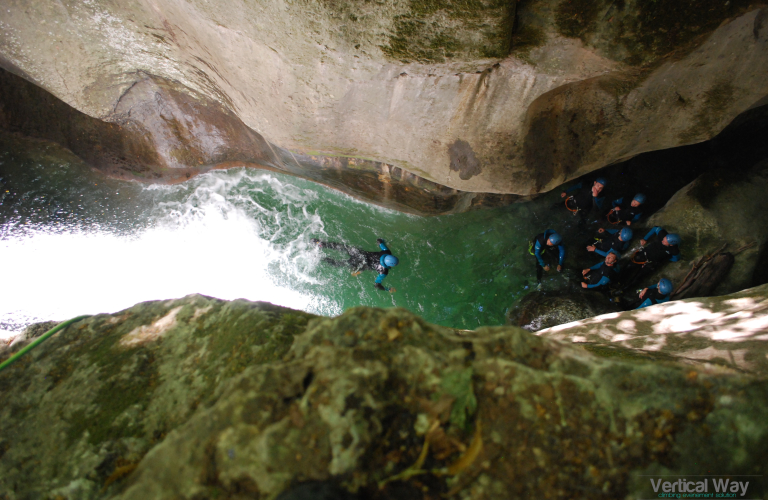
[
  {"left": 608, "top": 197, "right": 643, "bottom": 225},
  {"left": 590, "top": 229, "right": 629, "bottom": 257},
  {"left": 564, "top": 183, "right": 606, "bottom": 213},
  {"left": 620, "top": 227, "right": 680, "bottom": 289},
  {"left": 583, "top": 260, "right": 619, "bottom": 290},
  {"left": 634, "top": 227, "right": 681, "bottom": 265},
  {"left": 532, "top": 230, "right": 565, "bottom": 283},
  {"left": 319, "top": 240, "right": 394, "bottom": 291},
  {"left": 635, "top": 285, "right": 670, "bottom": 309}
]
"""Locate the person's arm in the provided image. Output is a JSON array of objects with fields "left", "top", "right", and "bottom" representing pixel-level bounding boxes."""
[
  {"left": 565, "top": 183, "right": 583, "bottom": 193},
  {"left": 643, "top": 226, "right": 663, "bottom": 241},
  {"left": 589, "top": 261, "right": 604, "bottom": 270},
  {"left": 635, "top": 298, "right": 653, "bottom": 309},
  {"left": 534, "top": 241, "right": 547, "bottom": 267},
  {"left": 669, "top": 253, "right": 680, "bottom": 262},
  {"left": 374, "top": 273, "right": 390, "bottom": 291},
  {"left": 594, "top": 248, "right": 609, "bottom": 257},
  {"left": 558, "top": 244, "right": 565, "bottom": 267},
  {"left": 605, "top": 228, "right": 618, "bottom": 235},
  {"left": 377, "top": 238, "right": 389, "bottom": 251},
  {"left": 632, "top": 212, "right": 642, "bottom": 222},
  {"left": 586, "top": 276, "right": 611, "bottom": 289}
]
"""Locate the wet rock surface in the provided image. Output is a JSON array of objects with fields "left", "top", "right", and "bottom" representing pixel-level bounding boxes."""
[
  {"left": 506, "top": 289, "right": 620, "bottom": 331},
  {"left": 0, "top": 68, "right": 522, "bottom": 216},
  {"left": 1, "top": 294, "right": 766, "bottom": 499},
  {"left": 1, "top": 1, "right": 767, "bottom": 201}
]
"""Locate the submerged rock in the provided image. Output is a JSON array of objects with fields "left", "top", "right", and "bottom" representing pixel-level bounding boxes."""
[
  {"left": 506, "top": 289, "right": 620, "bottom": 332},
  {"left": 1, "top": 294, "right": 767, "bottom": 499}
]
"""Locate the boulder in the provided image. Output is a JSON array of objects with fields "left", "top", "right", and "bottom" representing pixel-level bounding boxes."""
[
  {"left": 538, "top": 283, "right": 768, "bottom": 377},
  {"left": 506, "top": 289, "right": 620, "bottom": 331},
  {"left": 1, "top": 294, "right": 767, "bottom": 499}
]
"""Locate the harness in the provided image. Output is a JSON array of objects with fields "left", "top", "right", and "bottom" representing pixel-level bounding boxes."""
[
  {"left": 528, "top": 241, "right": 546, "bottom": 256},
  {"left": 565, "top": 196, "right": 579, "bottom": 213}
]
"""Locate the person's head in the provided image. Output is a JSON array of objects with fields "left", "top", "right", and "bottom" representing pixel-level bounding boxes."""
[
  {"left": 547, "top": 232, "right": 562, "bottom": 246},
  {"left": 658, "top": 278, "right": 673, "bottom": 295},
  {"left": 631, "top": 193, "right": 646, "bottom": 207},
  {"left": 382, "top": 255, "right": 399, "bottom": 267},
  {"left": 663, "top": 233, "right": 681, "bottom": 246},
  {"left": 593, "top": 178, "right": 607, "bottom": 196},
  {"left": 605, "top": 252, "right": 618, "bottom": 266},
  {"left": 619, "top": 228, "right": 633, "bottom": 242}
]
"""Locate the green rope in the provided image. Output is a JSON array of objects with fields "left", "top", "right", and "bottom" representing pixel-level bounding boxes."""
[{"left": 0, "top": 315, "right": 91, "bottom": 374}]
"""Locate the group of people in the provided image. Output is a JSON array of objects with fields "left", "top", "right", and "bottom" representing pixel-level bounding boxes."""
[
  {"left": 534, "top": 178, "right": 681, "bottom": 309},
  {"left": 309, "top": 177, "right": 681, "bottom": 311}
]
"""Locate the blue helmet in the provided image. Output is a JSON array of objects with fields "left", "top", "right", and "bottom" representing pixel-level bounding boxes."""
[
  {"left": 620, "top": 228, "right": 633, "bottom": 241},
  {"left": 665, "top": 233, "right": 681, "bottom": 245},
  {"left": 658, "top": 278, "right": 673, "bottom": 295},
  {"left": 382, "top": 255, "right": 399, "bottom": 267},
  {"left": 595, "top": 177, "right": 607, "bottom": 186},
  {"left": 547, "top": 232, "right": 562, "bottom": 245},
  {"left": 633, "top": 193, "right": 646, "bottom": 204}
]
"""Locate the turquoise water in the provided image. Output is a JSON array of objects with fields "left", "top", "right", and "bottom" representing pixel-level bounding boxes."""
[{"left": 0, "top": 136, "right": 594, "bottom": 335}]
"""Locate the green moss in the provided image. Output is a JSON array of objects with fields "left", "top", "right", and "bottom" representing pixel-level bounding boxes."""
[
  {"left": 381, "top": 0, "right": 513, "bottom": 62},
  {"left": 195, "top": 305, "right": 312, "bottom": 397},
  {"left": 509, "top": 24, "right": 547, "bottom": 64},
  {"left": 555, "top": 0, "right": 602, "bottom": 41},
  {"left": 511, "top": 24, "right": 547, "bottom": 52},
  {"left": 617, "top": 0, "right": 753, "bottom": 66},
  {"left": 439, "top": 367, "right": 477, "bottom": 431},
  {"left": 678, "top": 81, "right": 736, "bottom": 143},
  {"left": 580, "top": 343, "right": 678, "bottom": 363},
  {"left": 66, "top": 350, "right": 158, "bottom": 446}
]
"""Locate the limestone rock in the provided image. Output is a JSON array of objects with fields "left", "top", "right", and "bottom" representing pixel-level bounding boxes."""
[
  {"left": 1, "top": 294, "right": 767, "bottom": 499},
  {"left": 506, "top": 289, "right": 620, "bottom": 331},
  {"left": 1, "top": 1, "right": 767, "bottom": 206},
  {"left": 538, "top": 283, "right": 768, "bottom": 377}
]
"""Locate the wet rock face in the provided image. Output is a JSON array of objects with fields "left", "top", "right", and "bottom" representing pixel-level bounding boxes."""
[
  {"left": 2, "top": 295, "right": 767, "bottom": 499},
  {"left": 1, "top": 1, "right": 767, "bottom": 206},
  {"left": 506, "top": 289, "right": 620, "bottom": 331},
  {"left": 0, "top": 68, "right": 522, "bottom": 215}
]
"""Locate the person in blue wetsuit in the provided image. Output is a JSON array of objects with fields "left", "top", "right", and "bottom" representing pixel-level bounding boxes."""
[
  {"left": 587, "top": 227, "right": 633, "bottom": 257},
  {"left": 607, "top": 193, "right": 645, "bottom": 225},
  {"left": 634, "top": 278, "right": 673, "bottom": 309},
  {"left": 312, "top": 238, "right": 398, "bottom": 292},
  {"left": 636, "top": 227, "right": 681, "bottom": 265},
  {"left": 581, "top": 252, "right": 619, "bottom": 291},
  {"left": 530, "top": 230, "right": 565, "bottom": 284},
  {"left": 560, "top": 178, "right": 607, "bottom": 224},
  {"left": 619, "top": 227, "right": 681, "bottom": 290}
]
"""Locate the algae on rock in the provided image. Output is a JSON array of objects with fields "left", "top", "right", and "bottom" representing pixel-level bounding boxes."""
[{"left": 1, "top": 294, "right": 767, "bottom": 499}]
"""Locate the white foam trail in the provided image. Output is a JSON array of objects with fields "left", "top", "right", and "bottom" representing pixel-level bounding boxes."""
[{"left": 0, "top": 169, "right": 341, "bottom": 340}]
